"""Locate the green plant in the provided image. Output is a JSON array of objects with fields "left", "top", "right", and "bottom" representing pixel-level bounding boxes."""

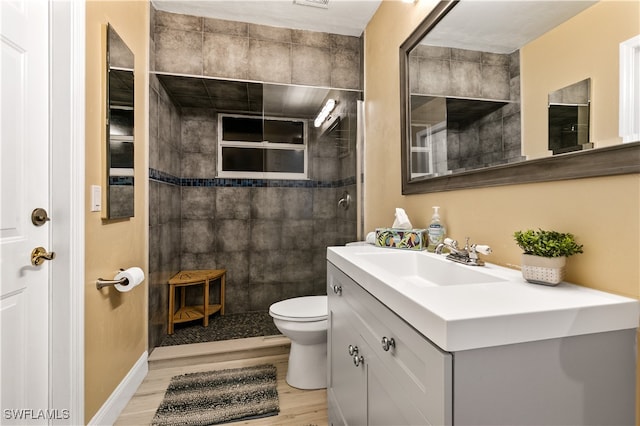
[{"left": 513, "top": 229, "right": 584, "bottom": 258}]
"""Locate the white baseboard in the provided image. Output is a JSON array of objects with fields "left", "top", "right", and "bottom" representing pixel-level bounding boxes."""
[{"left": 88, "top": 351, "right": 148, "bottom": 426}]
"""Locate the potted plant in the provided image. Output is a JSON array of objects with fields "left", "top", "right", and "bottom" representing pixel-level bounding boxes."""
[{"left": 513, "top": 229, "right": 584, "bottom": 285}]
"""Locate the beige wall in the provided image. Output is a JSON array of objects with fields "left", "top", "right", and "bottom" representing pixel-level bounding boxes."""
[
  {"left": 364, "top": 0, "right": 639, "bottom": 421},
  {"left": 85, "top": 1, "right": 149, "bottom": 422},
  {"left": 521, "top": 1, "right": 640, "bottom": 158}
]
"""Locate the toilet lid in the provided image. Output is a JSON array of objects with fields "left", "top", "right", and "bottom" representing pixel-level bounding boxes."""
[{"left": 269, "top": 295, "right": 327, "bottom": 322}]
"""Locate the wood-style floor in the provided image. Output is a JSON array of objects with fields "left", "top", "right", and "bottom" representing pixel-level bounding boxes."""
[{"left": 116, "top": 336, "right": 328, "bottom": 426}]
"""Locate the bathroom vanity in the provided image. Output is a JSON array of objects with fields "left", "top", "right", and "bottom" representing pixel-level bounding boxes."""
[{"left": 326, "top": 245, "right": 638, "bottom": 426}]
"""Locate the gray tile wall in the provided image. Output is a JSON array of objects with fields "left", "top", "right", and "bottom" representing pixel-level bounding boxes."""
[
  {"left": 447, "top": 49, "right": 521, "bottom": 169},
  {"left": 177, "top": 108, "right": 356, "bottom": 313},
  {"left": 154, "top": 10, "right": 361, "bottom": 90},
  {"left": 410, "top": 45, "right": 514, "bottom": 101},
  {"left": 148, "top": 73, "right": 182, "bottom": 351}
]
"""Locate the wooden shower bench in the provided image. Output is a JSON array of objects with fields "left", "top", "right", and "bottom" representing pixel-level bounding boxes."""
[{"left": 167, "top": 269, "right": 226, "bottom": 334}]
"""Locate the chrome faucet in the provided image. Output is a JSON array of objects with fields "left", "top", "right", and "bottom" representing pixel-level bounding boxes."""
[{"left": 435, "top": 237, "right": 492, "bottom": 266}]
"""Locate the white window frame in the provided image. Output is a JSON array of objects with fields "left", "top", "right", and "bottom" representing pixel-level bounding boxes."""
[
  {"left": 411, "top": 125, "right": 434, "bottom": 179},
  {"left": 217, "top": 113, "right": 308, "bottom": 180},
  {"left": 620, "top": 34, "right": 640, "bottom": 143}
]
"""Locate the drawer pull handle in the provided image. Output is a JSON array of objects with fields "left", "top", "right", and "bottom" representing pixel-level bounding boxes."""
[
  {"left": 332, "top": 284, "right": 342, "bottom": 295},
  {"left": 381, "top": 336, "right": 396, "bottom": 351},
  {"left": 353, "top": 354, "right": 364, "bottom": 367},
  {"left": 348, "top": 345, "right": 358, "bottom": 356}
]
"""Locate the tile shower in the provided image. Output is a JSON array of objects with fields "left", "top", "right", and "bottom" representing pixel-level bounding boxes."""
[{"left": 148, "top": 7, "right": 362, "bottom": 351}]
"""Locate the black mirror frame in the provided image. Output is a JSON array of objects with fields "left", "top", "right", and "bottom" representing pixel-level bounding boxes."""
[{"left": 399, "top": 0, "right": 640, "bottom": 195}]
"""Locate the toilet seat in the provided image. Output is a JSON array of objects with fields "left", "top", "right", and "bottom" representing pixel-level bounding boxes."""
[{"left": 269, "top": 295, "right": 327, "bottom": 322}]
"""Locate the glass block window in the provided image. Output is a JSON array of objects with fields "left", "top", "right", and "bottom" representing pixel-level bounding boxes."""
[{"left": 218, "top": 114, "right": 307, "bottom": 179}]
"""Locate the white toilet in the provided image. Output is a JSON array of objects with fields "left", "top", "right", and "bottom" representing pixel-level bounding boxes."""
[{"left": 269, "top": 295, "right": 328, "bottom": 390}]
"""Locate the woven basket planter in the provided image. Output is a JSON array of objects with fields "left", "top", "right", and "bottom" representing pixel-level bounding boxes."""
[{"left": 521, "top": 254, "right": 566, "bottom": 286}]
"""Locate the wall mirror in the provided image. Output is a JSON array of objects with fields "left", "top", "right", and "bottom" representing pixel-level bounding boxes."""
[
  {"left": 548, "top": 78, "right": 591, "bottom": 155},
  {"left": 106, "top": 24, "right": 135, "bottom": 218},
  {"left": 400, "top": 1, "right": 639, "bottom": 194}
]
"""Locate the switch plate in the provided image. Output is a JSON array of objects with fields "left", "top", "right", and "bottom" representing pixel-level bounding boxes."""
[{"left": 91, "top": 185, "right": 101, "bottom": 212}]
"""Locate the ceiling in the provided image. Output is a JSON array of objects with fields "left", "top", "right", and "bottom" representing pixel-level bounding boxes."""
[
  {"left": 156, "top": 75, "right": 263, "bottom": 112},
  {"left": 157, "top": 74, "right": 335, "bottom": 117},
  {"left": 152, "top": 0, "right": 598, "bottom": 52},
  {"left": 423, "top": 1, "right": 597, "bottom": 54},
  {"left": 152, "top": 0, "right": 382, "bottom": 37}
]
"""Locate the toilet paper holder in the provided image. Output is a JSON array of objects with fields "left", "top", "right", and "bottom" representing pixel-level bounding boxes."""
[{"left": 96, "top": 269, "right": 128, "bottom": 290}]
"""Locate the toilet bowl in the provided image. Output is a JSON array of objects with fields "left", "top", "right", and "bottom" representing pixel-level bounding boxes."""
[{"left": 269, "top": 295, "right": 328, "bottom": 390}]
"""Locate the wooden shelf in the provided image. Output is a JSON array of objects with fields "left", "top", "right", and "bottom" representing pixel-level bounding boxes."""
[
  {"left": 167, "top": 269, "right": 226, "bottom": 334},
  {"left": 207, "top": 303, "right": 222, "bottom": 315},
  {"left": 173, "top": 303, "right": 223, "bottom": 323},
  {"left": 173, "top": 306, "right": 205, "bottom": 323}
]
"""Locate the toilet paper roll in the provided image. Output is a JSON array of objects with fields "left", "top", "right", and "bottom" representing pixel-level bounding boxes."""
[{"left": 114, "top": 267, "right": 144, "bottom": 292}]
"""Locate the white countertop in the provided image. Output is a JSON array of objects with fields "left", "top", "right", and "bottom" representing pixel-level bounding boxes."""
[{"left": 327, "top": 245, "right": 639, "bottom": 351}]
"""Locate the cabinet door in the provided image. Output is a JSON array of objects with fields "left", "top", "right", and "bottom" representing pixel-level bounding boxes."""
[
  {"left": 364, "top": 337, "right": 431, "bottom": 426},
  {"left": 328, "top": 269, "right": 367, "bottom": 426},
  {"left": 328, "top": 262, "right": 453, "bottom": 425},
  {"left": 356, "top": 293, "right": 453, "bottom": 426}
]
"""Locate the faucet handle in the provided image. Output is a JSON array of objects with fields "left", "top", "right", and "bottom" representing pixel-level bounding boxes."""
[
  {"left": 443, "top": 237, "right": 456, "bottom": 247},
  {"left": 474, "top": 244, "right": 492, "bottom": 255}
]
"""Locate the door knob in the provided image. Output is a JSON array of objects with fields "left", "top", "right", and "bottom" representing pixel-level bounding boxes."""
[
  {"left": 31, "top": 208, "right": 50, "bottom": 226},
  {"left": 31, "top": 247, "right": 55, "bottom": 266}
]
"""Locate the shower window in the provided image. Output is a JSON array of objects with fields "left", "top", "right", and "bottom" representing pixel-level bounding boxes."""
[{"left": 218, "top": 114, "right": 307, "bottom": 179}]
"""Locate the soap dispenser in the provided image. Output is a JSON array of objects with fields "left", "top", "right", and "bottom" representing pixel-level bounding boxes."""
[{"left": 427, "top": 206, "right": 446, "bottom": 252}]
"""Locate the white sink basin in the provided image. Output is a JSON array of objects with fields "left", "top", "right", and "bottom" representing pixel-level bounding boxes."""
[
  {"left": 327, "top": 244, "right": 639, "bottom": 351},
  {"left": 351, "top": 250, "right": 505, "bottom": 286}
]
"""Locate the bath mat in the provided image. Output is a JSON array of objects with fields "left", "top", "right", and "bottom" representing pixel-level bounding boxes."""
[{"left": 151, "top": 364, "right": 279, "bottom": 426}]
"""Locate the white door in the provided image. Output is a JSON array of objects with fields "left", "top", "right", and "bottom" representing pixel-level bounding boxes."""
[{"left": 1, "top": 0, "right": 51, "bottom": 423}]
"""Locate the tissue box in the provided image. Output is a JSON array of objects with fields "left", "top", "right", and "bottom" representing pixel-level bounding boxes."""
[{"left": 375, "top": 228, "right": 428, "bottom": 250}]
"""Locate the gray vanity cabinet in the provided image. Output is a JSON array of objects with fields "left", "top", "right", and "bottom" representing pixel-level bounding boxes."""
[
  {"left": 327, "top": 261, "right": 637, "bottom": 426},
  {"left": 327, "top": 263, "right": 453, "bottom": 426}
]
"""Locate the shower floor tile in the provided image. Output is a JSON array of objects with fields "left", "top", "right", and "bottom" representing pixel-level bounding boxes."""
[{"left": 159, "top": 311, "right": 280, "bottom": 346}]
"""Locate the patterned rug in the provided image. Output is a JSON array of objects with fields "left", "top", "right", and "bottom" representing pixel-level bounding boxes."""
[{"left": 151, "top": 364, "right": 279, "bottom": 426}]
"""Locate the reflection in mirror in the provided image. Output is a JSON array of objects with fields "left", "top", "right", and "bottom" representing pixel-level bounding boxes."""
[
  {"left": 107, "top": 24, "right": 134, "bottom": 218},
  {"left": 400, "top": 1, "right": 639, "bottom": 194},
  {"left": 404, "top": 2, "right": 600, "bottom": 180},
  {"left": 548, "top": 78, "right": 591, "bottom": 155},
  {"left": 408, "top": 34, "right": 522, "bottom": 178}
]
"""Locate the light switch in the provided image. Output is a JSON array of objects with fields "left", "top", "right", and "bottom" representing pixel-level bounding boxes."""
[{"left": 91, "top": 185, "right": 102, "bottom": 212}]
